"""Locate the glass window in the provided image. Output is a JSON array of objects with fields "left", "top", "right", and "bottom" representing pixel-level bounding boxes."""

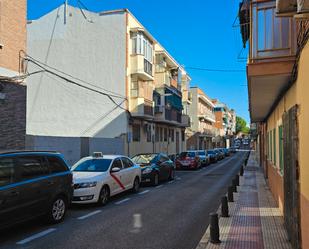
[
  {"left": 155, "top": 126, "right": 159, "bottom": 142},
  {"left": 47, "top": 156, "right": 68, "bottom": 173},
  {"left": 0, "top": 157, "right": 15, "bottom": 187},
  {"left": 182, "top": 130, "right": 185, "bottom": 142},
  {"left": 72, "top": 159, "right": 112, "bottom": 172},
  {"left": 132, "top": 124, "right": 141, "bottom": 142},
  {"left": 160, "top": 127, "right": 163, "bottom": 142},
  {"left": 179, "top": 152, "right": 196, "bottom": 158},
  {"left": 111, "top": 158, "right": 123, "bottom": 170},
  {"left": 131, "top": 154, "right": 158, "bottom": 164},
  {"left": 18, "top": 156, "right": 49, "bottom": 180},
  {"left": 121, "top": 157, "right": 134, "bottom": 168}
]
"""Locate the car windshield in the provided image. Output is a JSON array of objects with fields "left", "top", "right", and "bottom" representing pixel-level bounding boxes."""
[
  {"left": 180, "top": 152, "right": 195, "bottom": 158},
  {"left": 198, "top": 151, "right": 205, "bottom": 156},
  {"left": 207, "top": 150, "right": 215, "bottom": 154},
  {"left": 131, "top": 154, "right": 158, "bottom": 164},
  {"left": 72, "top": 159, "right": 112, "bottom": 172}
]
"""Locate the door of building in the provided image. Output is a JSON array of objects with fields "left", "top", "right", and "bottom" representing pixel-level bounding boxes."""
[
  {"left": 283, "top": 105, "right": 301, "bottom": 249},
  {"left": 176, "top": 132, "right": 180, "bottom": 154}
]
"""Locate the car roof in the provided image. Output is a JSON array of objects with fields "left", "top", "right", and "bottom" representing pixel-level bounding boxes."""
[
  {"left": 0, "top": 150, "right": 61, "bottom": 156},
  {"left": 80, "top": 155, "right": 127, "bottom": 160}
]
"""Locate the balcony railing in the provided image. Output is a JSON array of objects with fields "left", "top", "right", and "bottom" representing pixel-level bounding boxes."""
[
  {"left": 165, "top": 108, "right": 181, "bottom": 123},
  {"left": 250, "top": 1, "right": 296, "bottom": 62},
  {"left": 144, "top": 59, "right": 152, "bottom": 76}
]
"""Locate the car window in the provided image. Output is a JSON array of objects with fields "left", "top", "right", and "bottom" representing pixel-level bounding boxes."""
[
  {"left": 72, "top": 159, "right": 112, "bottom": 172},
  {"left": 47, "top": 156, "right": 68, "bottom": 173},
  {"left": 0, "top": 157, "right": 15, "bottom": 187},
  {"left": 18, "top": 156, "right": 49, "bottom": 181},
  {"left": 198, "top": 151, "right": 205, "bottom": 156},
  {"left": 121, "top": 157, "right": 134, "bottom": 168},
  {"left": 111, "top": 158, "right": 123, "bottom": 170}
]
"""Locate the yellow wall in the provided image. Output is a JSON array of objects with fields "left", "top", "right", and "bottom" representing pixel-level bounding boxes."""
[
  {"left": 265, "top": 40, "right": 309, "bottom": 249},
  {"left": 295, "top": 41, "right": 309, "bottom": 249}
]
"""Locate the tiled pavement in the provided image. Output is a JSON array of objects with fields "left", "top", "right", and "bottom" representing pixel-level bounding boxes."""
[{"left": 196, "top": 151, "right": 292, "bottom": 249}]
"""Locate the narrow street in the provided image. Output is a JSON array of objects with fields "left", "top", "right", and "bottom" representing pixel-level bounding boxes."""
[{"left": 0, "top": 152, "right": 246, "bottom": 249}]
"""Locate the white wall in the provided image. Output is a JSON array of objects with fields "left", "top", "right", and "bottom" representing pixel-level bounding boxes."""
[{"left": 27, "top": 5, "right": 127, "bottom": 138}]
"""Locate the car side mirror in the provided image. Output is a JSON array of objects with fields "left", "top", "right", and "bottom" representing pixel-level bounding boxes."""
[{"left": 111, "top": 167, "right": 121, "bottom": 173}]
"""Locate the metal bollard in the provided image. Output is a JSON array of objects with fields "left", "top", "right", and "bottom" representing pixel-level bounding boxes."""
[
  {"left": 227, "top": 186, "right": 234, "bottom": 202},
  {"left": 221, "top": 196, "right": 229, "bottom": 217},
  {"left": 209, "top": 213, "right": 221, "bottom": 244},
  {"left": 232, "top": 179, "right": 237, "bottom": 193},
  {"left": 235, "top": 174, "right": 239, "bottom": 186},
  {"left": 240, "top": 165, "right": 244, "bottom": 176}
]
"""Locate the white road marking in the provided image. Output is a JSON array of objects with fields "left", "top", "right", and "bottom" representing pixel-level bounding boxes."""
[
  {"left": 138, "top": 190, "right": 150, "bottom": 195},
  {"left": 175, "top": 177, "right": 181, "bottom": 180},
  {"left": 115, "top": 198, "right": 131, "bottom": 205},
  {"left": 77, "top": 210, "right": 102, "bottom": 220},
  {"left": 168, "top": 180, "right": 175, "bottom": 184},
  {"left": 155, "top": 184, "right": 163, "bottom": 188},
  {"left": 16, "top": 228, "right": 57, "bottom": 245}
]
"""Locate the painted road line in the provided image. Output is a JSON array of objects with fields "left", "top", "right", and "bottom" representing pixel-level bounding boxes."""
[
  {"left": 176, "top": 177, "right": 181, "bottom": 180},
  {"left": 155, "top": 185, "right": 163, "bottom": 188},
  {"left": 16, "top": 228, "right": 57, "bottom": 245},
  {"left": 77, "top": 210, "right": 102, "bottom": 220},
  {"left": 115, "top": 198, "right": 131, "bottom": 205},
  {"left": 138, "top": 190, "right": 150, "bottom": 195}
]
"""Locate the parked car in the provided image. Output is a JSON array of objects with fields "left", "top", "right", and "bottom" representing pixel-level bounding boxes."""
[
  {"left": 221, "top": 148, "right": 230, "bottom": 157},
  {"left": 229, "top": 146, "right": 237, "bottom": 153},
  {"left": 206, "top": 149, "right": 218, "bottom": 163},
  {"left": 175, "top": 151, "right": 201, "bottom": 170},
  {"left": 0, "top": 151, "right": 73, "bottom": 229},
  {"left": 131, "top": 153, "right": 175, "bottom": 186},
  {"left": 196, "top": 150, "right": 210, "bottom": 166},
  {"left": 168, "top": 153, "right": 179, "bottom": 163},
  {"left": 71, "top": 153, "right": 141, "bottom": 205},
  {"left": 214, "top": 149, "right": 225, "bottom": 160}
]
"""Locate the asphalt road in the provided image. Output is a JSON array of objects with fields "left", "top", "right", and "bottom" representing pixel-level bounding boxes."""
[{"left": 0, "top": 151, "right": 248, "bottom": 249}]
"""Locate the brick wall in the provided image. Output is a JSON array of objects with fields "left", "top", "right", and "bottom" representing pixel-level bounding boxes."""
[
  {"left": 0, "top": 81, "right": 26, "bottom": 150},
  {"left": 0, "top": 0, "right": 27, "bottom": 72}
]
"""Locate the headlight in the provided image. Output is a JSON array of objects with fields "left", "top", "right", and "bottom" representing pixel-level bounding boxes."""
[
  {"left": 142, "top": 167, "right": 153, "bottom": 174},
  {"left": 75, "top": 182, "right": 97, "bottom": 189}
]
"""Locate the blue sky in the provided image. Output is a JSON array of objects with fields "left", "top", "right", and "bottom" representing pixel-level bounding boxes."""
[{"left": 27, "top": 0, "right": 249, "bottom": 123}]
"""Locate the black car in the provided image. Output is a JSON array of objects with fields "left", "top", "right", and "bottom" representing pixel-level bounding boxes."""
[
  {"left": 131, "top": 153, "right": 175, "bottom": 186},
  {"left": 0, "top": 151, "right": 73, "bottom": 229},
  {"left": 206, "top": 150, "right": 218, "bottom": 163}
]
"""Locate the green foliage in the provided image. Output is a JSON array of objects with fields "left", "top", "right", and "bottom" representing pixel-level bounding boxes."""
[{"left": 236, "top": 116, "right": 249, "bottom": 134}]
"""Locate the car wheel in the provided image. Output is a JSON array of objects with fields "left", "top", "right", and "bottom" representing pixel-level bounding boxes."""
[
  {"left": 46, "top": 195, "right": 67, "bottom": 224},
  {"left": 132, "top": 177, "right": 140, "bottom": 193},
  {"left": 153, "top": 173, "right": 159, "bottom": 186},
  {"left": 168, "top": 169, "right": 175, "bottom": 181},
  {"left": 98, "top": 186, "right": 110, "bottom": 206}
]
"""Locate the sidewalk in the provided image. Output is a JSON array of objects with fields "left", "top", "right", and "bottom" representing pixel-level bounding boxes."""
[{"left": 196, "top": 151, "right": 292, "bottom": 249}]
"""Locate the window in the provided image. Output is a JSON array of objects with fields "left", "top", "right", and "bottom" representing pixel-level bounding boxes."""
[
  {"left": 279, "top": 125, "right": 284, "bottom": 175},
  {"left": 146, "top": 126, "right": 152, "bottom": 142},
  {"left": 0, "top": 157, "right": 15, "bottom": 187},
  {"left": 270, "top": 130, "right": 273, "bottom": 162},
  {"left": 164, "top": 128, "right": 168, "bottom": 142},
  {"left": 121, "top": 157, "right": 134, "bottom": 168},
  {"left": 160, "top": 127, "right": 163, "bottom": 142},
  {"left": 155, "top": 126, "right": 159, "bottom": 142},
  {"left": 132, "top": 124, "right": 141, "bottom": 142},
  {"left": 72, "top": 159, "right": 112, "bottom": 172},
  {"left": 47, "top": 156, "right": 68, "bottom": 173},
  {"left": 170, "top": 129, "right": 174, "bottom": 142},
  {"left": 273, "top": 128, "right": 277, "bottom": 166},
  {"left": 131, "top": 32, "right": 153, "bottom": 62},
  {"left": 18, "top": 156, "right": 49, "bottom": 180},
  {"left": 111, "top": 158, "right": 123, "bottom": 170},
  {"left": 181, "top": 130, "right": 185, "bottom": 142}
]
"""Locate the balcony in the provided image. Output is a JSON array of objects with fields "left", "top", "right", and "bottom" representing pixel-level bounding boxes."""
[
  {"left": 165, "top": 108, "right": 182, "bottom": 123},
  {"left": 198, "top": 112, "right": 216, "bottom": 123},
  {"left": 245, "top": 0, "right": 297, "bottom": 122},
  {"left": 131, "top": 55, "right": 154, "bottom": 81},
  {"left": 154, "top": 71, "right": 180, "bottom": 90},
  {"left": 130, "top": 98, "right": 154, "bottom": 119}
]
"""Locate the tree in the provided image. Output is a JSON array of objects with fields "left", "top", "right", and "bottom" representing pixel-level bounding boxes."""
[{"left": 236, "top": 116, "right": 250, "bottom": 134}]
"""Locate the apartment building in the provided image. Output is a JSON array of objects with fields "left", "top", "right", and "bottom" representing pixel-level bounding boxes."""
[
  {"left": 187, "top": 87, "right": 216, "bottom": 150},
  {"left": 26, "top": 4, "right": 190, "bottom": 163},
  {"left": 0, "top": 0, "right": 27, "bottom": 150},
  {"left": 239, "top": 0, "right": 309, "bottom": 248}
]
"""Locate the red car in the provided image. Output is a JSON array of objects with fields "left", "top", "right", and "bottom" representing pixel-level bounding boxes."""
[{"left": 176, "top": 151, "right": 201, "bottom": 170}]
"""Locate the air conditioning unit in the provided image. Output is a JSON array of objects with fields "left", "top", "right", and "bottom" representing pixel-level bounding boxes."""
[
  {"left": 298, "top": 0, "right": 309, "bottom": 14},
  {"left": 276, "top": 0, "right": 297, "bottom": 16}
]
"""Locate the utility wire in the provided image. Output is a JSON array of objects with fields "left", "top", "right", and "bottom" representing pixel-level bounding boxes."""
[
  {"left": 20, "top": 51, "right": 126, "bottom": 99},
  {"left": 185, "top": 66, "right": 246, "bottom": 72}
]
